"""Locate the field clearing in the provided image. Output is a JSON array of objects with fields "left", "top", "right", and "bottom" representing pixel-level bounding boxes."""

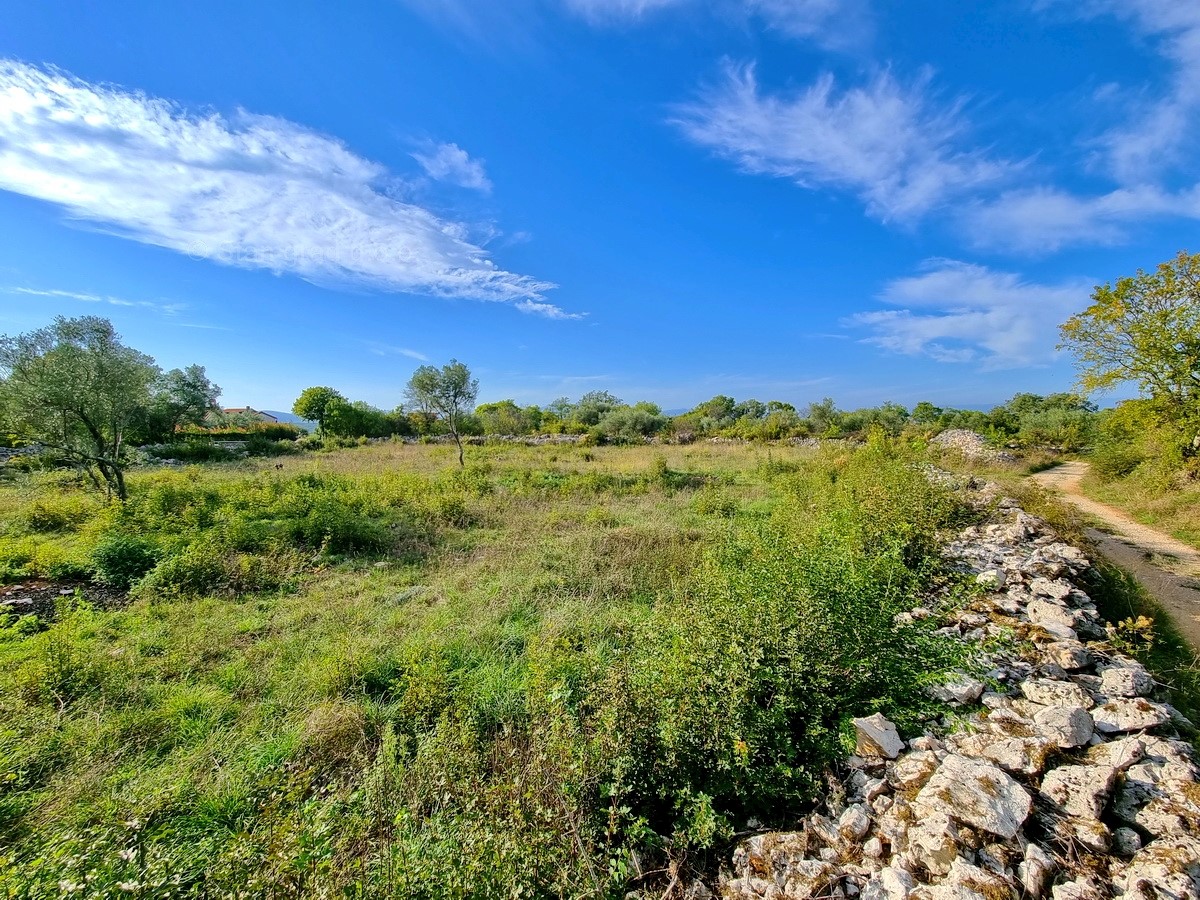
[{"left": 0, "top": 440, "right": 978, "bottom": 897}]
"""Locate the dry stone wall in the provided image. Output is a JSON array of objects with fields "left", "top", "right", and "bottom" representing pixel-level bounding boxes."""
[{"left": 718, "top": 476, "right": 1200, "bottom": 900}]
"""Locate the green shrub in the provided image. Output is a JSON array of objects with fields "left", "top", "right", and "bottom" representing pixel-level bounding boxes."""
[
  {"left": 144, "top": 442, "right": 235, "bottom": 463},
  {"left": 92, "top": 535, "right": 161, "bottom": 589}
]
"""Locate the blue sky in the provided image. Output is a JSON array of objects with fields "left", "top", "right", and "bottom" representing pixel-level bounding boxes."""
[{"left": 1, "top": 0, "right": 1197, "bottom": 412}]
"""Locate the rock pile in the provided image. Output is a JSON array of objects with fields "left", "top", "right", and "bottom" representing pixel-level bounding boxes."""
[
  {"left": 929, "top": 430, "right": 1016, "bottom": 463},
  {"left": 719, "top": 479, "right": 1200, "bottom": 900}
]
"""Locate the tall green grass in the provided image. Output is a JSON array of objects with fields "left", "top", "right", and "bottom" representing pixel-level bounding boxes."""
[{"left": 0, "top": 440, "right": 974, "bottom": 898}]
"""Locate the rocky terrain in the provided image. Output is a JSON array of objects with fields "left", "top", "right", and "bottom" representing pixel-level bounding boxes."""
[
  {"left": 929, "top": 430, "right": 1017, "bottom": 463},
  {"left": 716, "top": 476, "right": 1200, "bottom": 900}
]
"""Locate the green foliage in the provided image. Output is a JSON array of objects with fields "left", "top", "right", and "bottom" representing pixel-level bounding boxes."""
[
  {"left": 1060, "top": 250, "right": 1200, "bottom": 416},
  {"left": 292, "top": 386, "right": 345, "bottom": 437},
  {"left": 92, "top": 535, "right": 160, "bottom": 588},
  {"left": 406, "top": 360, "right": 479, "bottom": 467},
  {"left": 0, "top": 442, "right": 982, "bottom": 896}
]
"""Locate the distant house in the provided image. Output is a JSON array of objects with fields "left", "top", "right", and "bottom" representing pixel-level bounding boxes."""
[{"left": 223, "top": 407, "right": 279, "bottom": 424}]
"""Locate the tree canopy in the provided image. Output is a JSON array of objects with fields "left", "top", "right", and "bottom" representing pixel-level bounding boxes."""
[
  {"left": 405, "top": 360, "right": 478, "bottom": 466},
  {"left": 292, "top": 386, "right": 345, "bottom": 436},
  {"left": 0, "top": 316, "right": 162, "bottom": 500},
  {"left": 1060, "top": 250, "right": 1200, "bottom": 415}
]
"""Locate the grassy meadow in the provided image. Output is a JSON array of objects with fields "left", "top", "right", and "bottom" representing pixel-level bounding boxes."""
[{"left": 1, "top": 439, "right": 981, "bottom": 897}]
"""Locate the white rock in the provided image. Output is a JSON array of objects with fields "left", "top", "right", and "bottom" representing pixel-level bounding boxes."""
[
  {"left": 1122, "top": 835, "right": 1200, "bottom": 900},
  {"left": 1085, "top": 736, "right": 1145, "bottom": 771},
  {"left": 863, "top": 837, "right": 885, "bottom": 860},
  {"left": 861, "top": 867, "right": 915, "bottom": 900},
  {"left": 1018, "top": 843, "right": 1056, "bottom": 899},
  {"left": 928, "top": 676, "right": 985, "bottom": 705},
  {"left": 1027, "top": 599, "right": 1080, "bottom": 631},
  {"left": 1039, "top": 764, "right": 1117, "bottom": 819},
  {"left": 923, "top": 859, "right": 1018, "bottom": 900},
  {"left": 1100, "top": 664, "right": 1155, "bottom": 699},
  {"left": 855, "top": 714, "right": 905, "bottom": 759},
  {"left": 904, "top": 810, "right": 960, "bottom": 877},
  {"left": 887, "top": 751, "right": 941, "bottom": 792},
  {"left": 1044, "top": 641, "right": 1090, "bottom": 671},
  {"left": 1021, "top": 678, "right": 1094, "bottom": 710},
  {"left": 952, "top": 733, "right": 1051, "bottom": 776},
  {"left": 1032, "top": 705, "right": 1094, "bottom": 748},
  {"left": 839, "top": 805, "right": 872, "bottom": 842},
  {"left": 1030, "top": 577, "right": 1073, "bottom": 601},
  {"left": 914, "top": 755, "right": 1032, "bottom": 839},
  {"left": 1092, "top": 698, "right": 1171, "bottom": 734},
  {"left": 1051, "top": 879, "right": 1103, "bottom": 900}
]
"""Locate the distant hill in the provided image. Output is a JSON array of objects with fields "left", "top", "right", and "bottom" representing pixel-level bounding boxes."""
[{"left": 262, "top": 410, "right": 317, "bottom": 431}]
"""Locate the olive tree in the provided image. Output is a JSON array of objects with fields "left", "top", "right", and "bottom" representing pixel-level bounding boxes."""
[
  {"left": 405, "top": 360, "right": 478, "bottom": 466},
  {"left": 141, "top": 365, "right": 221, "bottom": 443},
  {"left": 0, "top": 316, "right": 159, "bottom": 501},
  {"left": 1059, "top": 250, "right": 1200, "bottom": 416}
]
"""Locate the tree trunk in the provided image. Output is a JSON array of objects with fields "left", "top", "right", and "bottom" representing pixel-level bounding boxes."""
[{"left": 453, "top": 430, "right": 465, "bottom": 468}]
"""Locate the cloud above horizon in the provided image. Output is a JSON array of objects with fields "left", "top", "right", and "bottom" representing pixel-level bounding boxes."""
[
  {"left": 850, "top": 260, "right": 1092, "bottom": 368},
  {"left": 0, "top": 61, "right": 569, "bottom": 316},
  {"left": 411, "top": 141, "right": 493, "bottom": 192},
  {"left": 674, "top": 65, "right": 1015, "bottom": 222}
]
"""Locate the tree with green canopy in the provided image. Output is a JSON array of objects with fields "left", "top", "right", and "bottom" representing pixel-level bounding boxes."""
[
  {"left": 292, "top": 386, "right": 345, "bottom": 437},
  {"left": 0, "top": 316, "right": 160, "bottom": 501},
  {"left": 1060, "top": 250, "right": 1200, "bottom": 417},
  {"left": 405, "top": 359, "right": 478, "bottom": 466}
]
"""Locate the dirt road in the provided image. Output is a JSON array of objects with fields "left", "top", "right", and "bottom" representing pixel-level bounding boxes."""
[{"left": 1031, "top": 461, "right": 1200, "bottom": 649}]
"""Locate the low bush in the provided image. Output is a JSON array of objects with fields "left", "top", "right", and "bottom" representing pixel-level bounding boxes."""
[{"left": 92, "top": 535, "right": 161, "bottom": 589}]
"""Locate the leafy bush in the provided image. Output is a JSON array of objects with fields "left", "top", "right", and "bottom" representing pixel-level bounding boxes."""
[
  {"left": 143, "top": 441, "right": 236, "bottom": 463},
  {"left": 92, "top": 535, "right": 161, "bottom": 589}
]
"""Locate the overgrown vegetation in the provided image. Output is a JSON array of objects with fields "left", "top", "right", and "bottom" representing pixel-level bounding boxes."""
[{"left": 0, "top": 440, "right": 974, "bottom": 897}]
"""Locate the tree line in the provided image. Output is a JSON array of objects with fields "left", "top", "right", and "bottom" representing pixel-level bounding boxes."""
[{"left": 3, "top": 250, "right": 1197, "bottom": 497}]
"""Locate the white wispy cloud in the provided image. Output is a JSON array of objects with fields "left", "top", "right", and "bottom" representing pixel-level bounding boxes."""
[
  {"left": 962, "top": 184, "right": 1199, "bottom": 254},
  {"left": 849, "top": 260, "right": 1092, "bottom": 368},
  {"left": 959, "top": 1, "right": 1200, "bottom": 252},
  {"left": 366, "top": 342, "right": 430, "bottom": 361},
  {"left": 411, "top": 142, "right": 492, "bottom": 192},
  {"left": 5, "top": 286, "right": 186, "bottom": 314},
  {"left": 563, "top": 0, "right": 869, "bottom": 47},
  {"left": 0, "top": 61, "right": 568, "bottom": 316},
  {"left": 673, "top": 64, "right": 1016, "bottom": 222}
]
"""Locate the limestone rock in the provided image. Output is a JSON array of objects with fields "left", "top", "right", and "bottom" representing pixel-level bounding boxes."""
[
  {"left": 1039, "top": 764, "right": 1117, "bottom": 819},
  {"left": 1030, "top": 578, "right": 1073, "bottom": 601},
  {"left": 920, "top": 859, "right": 1018, "bottom": 900},
  {"left": 1099, "top": 663, "right": 1155, "bottom": 699},
  {"left": 1122, "top": 835, "right": 1200, "bottom": 900},
  {"left": 1050, "top": 879, "right": 1103, "bottom": 900},
  {"left": 855, "top": 714, "right": 905, "bottom": 759},
  {"left": 1085, "top": 736, "right": 1145, "bottom": 771},
  {"left": 1092, "top": 698, "right": 1171, "bottom": 734},
  {"left": 904, "top": 810, "right": 960, "bottom": 877},
  {"left": 861, "top": 867, "right": 915, "bottom": 900},
  {"left": 914, "top": 755, "right": 1032, "bottom": 840},
  {"left": 1032, "top": 705, "right": 1094, "bottom": 748},
  {"left": 1018, "top": 843, "right": 1056, "bottom": 898},
  {"left": 887, "top": 751, "right": 941, "bottom": 793},
  {"left": 839, "top": 805, "right": 873, "bottom": 842},
  {"left": 928, "top": 676, "right": 985, "bottom": 705},
  {"left": 1021, "top": 678, "right": 1093, "bottom": 710},
  {"left": 1044, "top": 641, "right": 1090, "bottom": 671},
  {"left": 952, "top": 733, "right": 1051, "bottom": 776}
]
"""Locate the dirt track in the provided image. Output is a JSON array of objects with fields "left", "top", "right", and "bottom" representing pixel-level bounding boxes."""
[{"left": 1031, "top": 461, "right": 1200, "bottom": 650}]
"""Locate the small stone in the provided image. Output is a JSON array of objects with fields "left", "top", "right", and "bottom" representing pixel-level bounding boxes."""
[
  {"left": 1044, "top": 641, "right": 1090, "bottom": 671},
  {"left": 1085, "top": 736, "right": 1145, "bottom": 771},
  {"left": 904, "top": 810, "right": 960, "bottom": 876},
  {"left": 1051, "top": 879, "right": 1103, "bottom": 900},
  {"left": 854, "top": 714, "right": 905, "bottom": 759},
  {"left": 953, "top": 733, "right": 1051, "bottom": 776},
  {"left": 861, "top": 867, "right": 915, "bottom": 900},
  {"left": 1021, "top": 678, "right": 1094, "bottom": 710},
  {"left": 1018, "top": 843, "right": 1056, "bottom": 899},
  {"left": 1030, "top": 577, "right": 1073, "bottom": 601},
  {"left": 914, "top": 755, "right": 1032, "bottom": 839},
  {"left": 839, "top": 805, "right": 872, "bottom": 842},
  {"left": 1100, "top": 664, "right": 1156, "bottom": 699},
  {"left": 1112, "top": 827, "right": 1143, "bottom": 857},
  {"left": 1032, "top": 705, "right": 1094, "bottom": 748},
  {"left": 1092, "top": 698, "right": 1171, "bottom": 735},
  {"left": 1039, "top": 764, "right": 1117, "bottom": 819},
  {"left": 887, "top": 751, "right": 940, "bottom": 793},
  {"left": 928, "top": 676, "right": 985, "bottom": 705},
  {"left": 925, "top": 859, "right": 1018, "bottom": 900}
]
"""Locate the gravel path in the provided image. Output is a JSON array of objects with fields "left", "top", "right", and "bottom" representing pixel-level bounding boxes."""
[{"left": 1031, "top": 461, "right": 1200, "bottom": 649}]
